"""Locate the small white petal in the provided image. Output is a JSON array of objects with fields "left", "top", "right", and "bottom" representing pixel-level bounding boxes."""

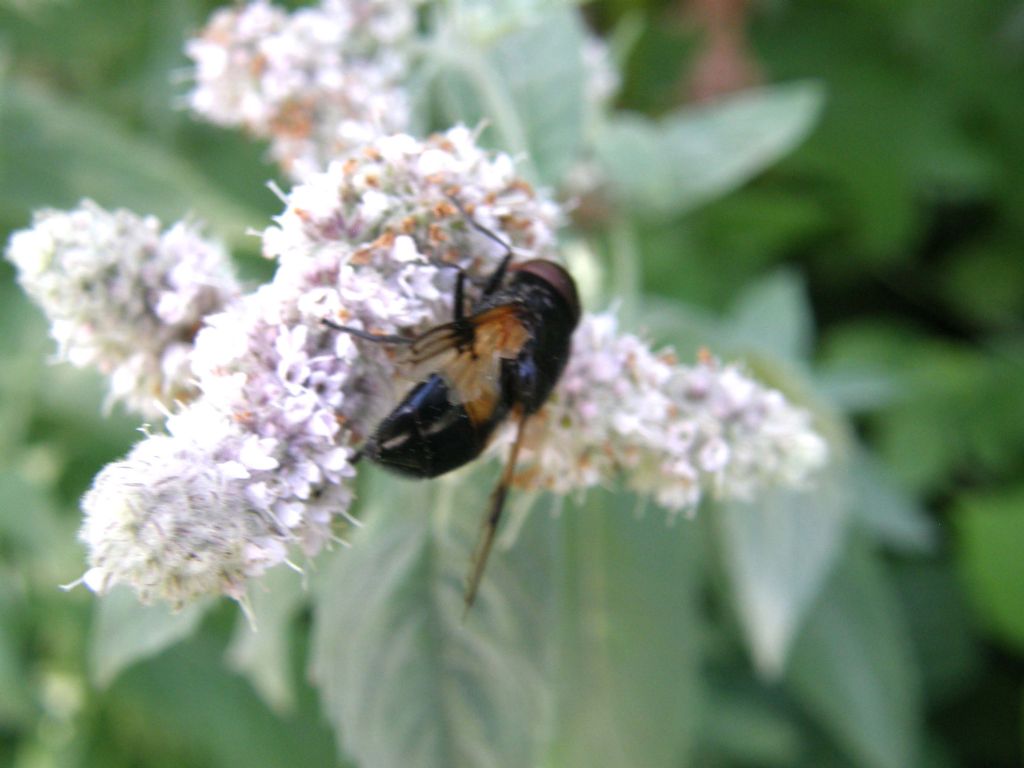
[
  {"left": 82, "top": 567, "right": 107, "bottom": 593},
  {"left": 391, "top": 235, "right": 421, "bottom": 263},
  {"left": 239, "top": 436, "right": 279, "bottom": 471},
  {"left": 219, "top": 460, "right": 251, "bottom": 480}
]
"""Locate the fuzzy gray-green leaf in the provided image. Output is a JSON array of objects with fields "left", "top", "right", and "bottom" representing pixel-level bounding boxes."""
[
  {"left": 718, "top": 464, "right": 849, "bottom": 678},
  {"left": 0, "top": 78, "right": 262, "bottom": 246},
  {"left": 430, "top": 7, "right": 587, "bottom": 185},
  {"left": 311, "top": 468, "right": 557, "bottom": 768},
  {"left": 596, "top": 82, "right": 824, "bottom": 218},
  {"left": 90, "top": 587, "right": 210, "bottom": 688},
  {"left": 226, "top": 566, "right": 307, "bottom": 713},
  {"left": 546, "top": 491, "right": 702, "bottom": 768},
  {"left": 787, "top": 539, "right": 923, "bottom": 768}
]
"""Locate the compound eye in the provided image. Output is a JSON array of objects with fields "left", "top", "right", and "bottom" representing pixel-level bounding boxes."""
[{"left": 514, "top": 260, "right": 580, "bottom": 325}]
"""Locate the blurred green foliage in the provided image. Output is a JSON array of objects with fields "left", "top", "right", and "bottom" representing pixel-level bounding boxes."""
[{"left": 1, "top": 0, "right": 1023, "bottom": 767}]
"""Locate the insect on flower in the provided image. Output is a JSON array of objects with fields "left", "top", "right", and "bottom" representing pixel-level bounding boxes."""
[{"left": 324, "top": 200, "right": 580, "bottom": 613}]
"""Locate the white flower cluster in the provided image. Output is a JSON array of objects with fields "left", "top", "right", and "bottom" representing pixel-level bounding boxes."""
[
  {"left": 5, "top": 201, "right": 239, "bottom": 418},
  {"left": 18, "top": 122, "right": 825, "bottom": 608},
  {"left": 185, "top": 0, "right": 417, "bottom": 179},
  {"left": 80, "top": 429, "right": 279, "bottom": 605},
  {"left": 77, "top": 127, "right": 561, "bottom": 606},
  {"left": 515, "top": 312, "right": 829, "bottom": 514}
]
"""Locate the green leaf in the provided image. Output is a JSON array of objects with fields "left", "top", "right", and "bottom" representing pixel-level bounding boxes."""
[
  {"left": 431, "top": 6, "right": 587, "bottom": 184},
  {"left": 443, "top": 0, "right": 576, "bottom": 40},
  {"left": 813, "top": 365, "right": 900, "bottom": 414},
  {"left": 0, "top": 77, "right": 263, "bottom": 246},
  {"left": 940, "top": 239, "right": 1024, "bottom": 331},
  {"left": 0, "top": 587, "right": 33, "bottom": 727},
  {"left": 595, "top": 82, "right": 825, "bottom": 218},
  {"left": 848, "top": 453, "right": 937, "bottom": 554},
  {"left": 786, "top": 539, "right": 922, "bottom": 768},
  {"left": 955, "top": 485, "right": 1024, "bottom": 651},
  {"left": 814, "top": 320, "right": 905, "bottom": 413},
  {"left": 226, "top": 565, "right": 307, "bottom": 713},
  {"left": 729, "top": 270, "right": 815, "bottom": 361},
  {"left": 545, "top": 491, "right": 702, "bottom": 768},
  {"left": 717, "top": 461, "right": 849, "bottom": 678},
  {"left": 89, "top": 587, "right": 211, "bottom": 688},
  {"left": 894, "top": 561, "right": 980, "bottom": 705},
  {"left": 876, "top": 342, "right": 1024, "bottom": 492},
  {"left": 699, "top": 679, "right": 804, "bottom": 767},
  {"left": 0, "top": 468, "right": 59, "bottom": 557},
  {"left": 0, "top": 465, "right": 84, "bottom": 587},
  {"left": 311, "top": 467, "right": 557, "bottom": 768},
  {"left": 103, "top": 630, "right": 339, "bottom": 768},
  {"left": 485, "top": 8, "right": 585, "bottom": 183},
  {"left": 0, "top": 289, "right": 46, "bottom": 457},
  {"left": 634, "top": 293, "right": 723, "bottom": 356}
]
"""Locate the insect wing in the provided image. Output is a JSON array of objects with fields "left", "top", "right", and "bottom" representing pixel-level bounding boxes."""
[
  {"left": 398, "top": 305, "right": 530, "bottom": 426},
  {"left": 448, "top": 305, "right": 530, "bottom": 408},
  {"left": 399, "top": 323, "right": 464, "bottom": 383}
]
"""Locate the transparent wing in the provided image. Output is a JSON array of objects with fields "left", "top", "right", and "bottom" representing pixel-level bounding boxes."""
[{"left": 398, "top": 305, "right": 530, "bottom": 424}]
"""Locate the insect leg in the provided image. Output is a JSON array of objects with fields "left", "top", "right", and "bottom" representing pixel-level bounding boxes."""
[
  {"left": 445, "top": 193, "right": 515, "bottom": 297},
  {"left": 320, "top": 320, "right": 389, "bottom": 465},
  {"left": 463, "top": 410, "right": 530, "bottom": 616},
  {"left": 481, "top": 250, "right": 514, "bottom": 297},
  {"left": 453, "top": 268, "right": 466, "bottom": 323},
  {"left": 321, "top": 318, "right": 414, "bottom": 345},
  {"left": 426, "top": 250, "right": 509, "bottom": 301}
]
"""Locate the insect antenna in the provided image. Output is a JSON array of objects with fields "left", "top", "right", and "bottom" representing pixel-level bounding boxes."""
[{"left": 463, "top": 410, "right": 530, "bottom": 617}]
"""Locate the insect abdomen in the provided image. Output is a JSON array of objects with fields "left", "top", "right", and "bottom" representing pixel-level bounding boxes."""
[{"left": 363, "top": 374, "right": 505, "bottom": 478}]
